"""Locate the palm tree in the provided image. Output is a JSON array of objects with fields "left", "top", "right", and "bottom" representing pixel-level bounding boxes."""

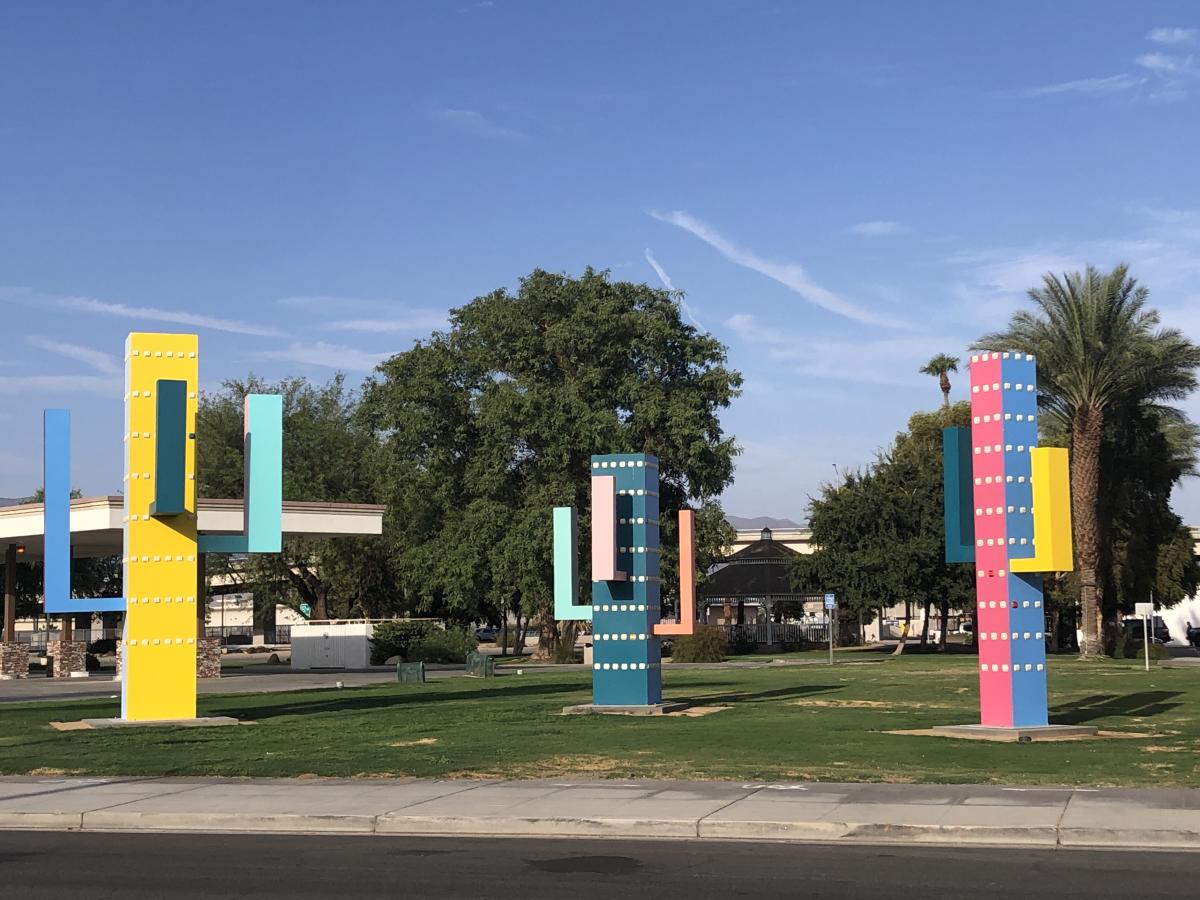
[
  {"left": 919, "top": 354, "right": 960, "bottom": 407},
  {"left": 976, "top": 265, "right": 1200, "bottom": 657}
]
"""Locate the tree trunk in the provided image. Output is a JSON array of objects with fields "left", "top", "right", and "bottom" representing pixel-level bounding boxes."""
[
  {"left": 919, "top": 599, "right": 932, "bottom": 648},
  {"left": 938, "top": 600, "right": 949, "bottom": 650},
  {"left": 1072, "top": 406, "right": 1105, "bottom": 658},
  {"left": 892, "top": 600, "right": 911, "bottom": 656},
  {"left": 939, "top": 372, "right": 951, "bottom": 408}
]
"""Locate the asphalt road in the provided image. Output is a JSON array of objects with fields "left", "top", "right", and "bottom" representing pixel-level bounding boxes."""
[{"left": 0, "top": 832, "right": 1194, "bottom": 899}]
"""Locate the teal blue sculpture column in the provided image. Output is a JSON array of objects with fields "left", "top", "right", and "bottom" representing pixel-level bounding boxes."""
[{"left": 590, "top": 453, "right": 661, "bottom": 706}]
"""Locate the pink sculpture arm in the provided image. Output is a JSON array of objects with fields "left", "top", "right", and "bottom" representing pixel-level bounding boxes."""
[{"left": 654, "top": 509, "right": 696, "bottom": 636}]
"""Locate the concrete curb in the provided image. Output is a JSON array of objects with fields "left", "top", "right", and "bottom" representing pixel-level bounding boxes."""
[
  {"left": 3, "top": 777, "right": 1197, "bottom": 850},
  {"left": 0, "top": 811, "right": 1185, "bottom": 849}
]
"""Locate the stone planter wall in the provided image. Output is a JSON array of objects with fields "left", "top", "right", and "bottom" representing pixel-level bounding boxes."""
[
  {"left": 0, "top": 641, "right": 28, "bottom": 679},
  {"left": 116, "top": 639, "right": 221, "bottom": 678},
  {"left": 46, "top": 639, "right": 87, "bottom": 678},
  {"left": 197, "top": 638, "right": 222, "bottom": 678}
]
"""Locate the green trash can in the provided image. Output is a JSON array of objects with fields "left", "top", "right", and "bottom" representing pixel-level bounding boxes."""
[
  {"left": 397, "top": 661, "right": 426, "bottom": 683},
  {"left": 465, "top": 651, "right": 495, "bottom": 678}
]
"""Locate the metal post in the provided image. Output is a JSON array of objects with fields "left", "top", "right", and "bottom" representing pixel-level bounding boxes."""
[
  {"left": 828, "top": 610, "right": 834, "bottom": 665},
  {"left": 196, "top": 552, "right": 207, "bottom": 639},
  {"left": 3, "top": 543, "right": 15, "bottom": 643},
  {"left": 1143, "top": 613, "right": 1150, "bottom": 673}
]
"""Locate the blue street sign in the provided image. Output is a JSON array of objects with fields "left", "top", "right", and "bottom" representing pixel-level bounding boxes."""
[{"left": 823, "top": 593, "right": 836, "bottom": 610}]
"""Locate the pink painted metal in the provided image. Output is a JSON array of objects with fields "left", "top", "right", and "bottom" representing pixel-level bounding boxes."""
[
  {"left": 969, "top": 355, "right": 1013, "bottom": 727},
  {"left": 590, "top": 475, "right": 625, "bottom": 582},
  {"left": 653, "top": 509, "right": 696, "bottom": 637}
]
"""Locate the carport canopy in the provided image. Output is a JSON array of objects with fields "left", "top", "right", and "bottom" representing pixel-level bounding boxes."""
[{"left": 0, "top": 496, "right": 384, "bottom": 560}]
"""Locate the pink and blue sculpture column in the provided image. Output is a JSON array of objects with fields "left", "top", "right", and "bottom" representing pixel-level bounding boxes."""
[{"left": 944, "top": 351, "right": 1074, "bottom": 729}]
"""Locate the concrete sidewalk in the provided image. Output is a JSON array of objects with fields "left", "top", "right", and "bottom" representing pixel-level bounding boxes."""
[{"left": 2, "top": 776, "right": 1198, "bottom": 850}]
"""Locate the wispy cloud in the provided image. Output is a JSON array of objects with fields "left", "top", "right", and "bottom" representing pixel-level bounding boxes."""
[
  {"left": 649, "top": 209, "right": 905, "bottom": 328},
  {"left": 278, "top": 295, "right": 447, "bottom": 335},
  {"left": 644, "top": 248, "right": 676, "bottom": 291},
  {"left": 643, "top": 248, "right": 704, "bottom": 331},
  {"left": 277, "top": 295, "right": 381, "bottom": 311},
  {"left": 26, "top": 336, "right": 121, "bottom": 375},
  {"left": 327, "top": 313, "right": 448, "bottom": 334},
  {"left": 0, "top": 374, "right": 121, "bottom": 397},
  {"left": 998, "top": 73, "right": 1145, "bottom": 98},
  {"left": 58, "top": 296, "right": 286, "bottom": 337},
  {"left": 257, "top": 341, "right": 391, "bottom": 372},
  {"left": 848, "top": 220, "right": 911, "bottom": 237},
  {"left": 1147, "top": 27, "right": 1198, "bottom": 46},
  {"left": 1000, "top": 29, "right": 1200, "bottom": 101},
  {"left": 725, "top": 313, "right": 957, "bottom": 386},
  {"left": 427, "top": 106, "right": 527, "bottom": 141},
  {"left": 1136, "top": 51, "right": 1199, "bottom": 77}
]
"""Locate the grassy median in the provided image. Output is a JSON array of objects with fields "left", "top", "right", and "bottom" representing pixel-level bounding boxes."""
[{"left": 1, "top": 653, "right": 1197, "bottom": 786}]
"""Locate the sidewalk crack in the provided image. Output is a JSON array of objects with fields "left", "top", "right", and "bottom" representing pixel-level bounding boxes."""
[{"left": 694, "top": 787, "right": 764, "bottom": 838}]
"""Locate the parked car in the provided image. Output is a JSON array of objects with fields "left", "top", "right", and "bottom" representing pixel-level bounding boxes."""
[
  {"left": 1122, "top": 617, "right": 1171, "bottom": 644},
  {"left": 474, "top": 626, "right": 499, "bottom": 643}
]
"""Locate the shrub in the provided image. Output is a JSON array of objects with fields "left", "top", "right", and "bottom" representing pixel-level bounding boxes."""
[
  {"left": 728, "top": 625, "right": 759, "bottom": 655},
  {"left": 407, "top": 627, "right": 478, "bottom": 665},
  {"left": 88, "top": 638, "right": 117, "bottom": 655},
  {"left": 370, "top": 620, "right": 435, "bottom": 665},
  {"left": 1122, "top": 640, "right": 1171, "bottom": 661},
  {"left": 671, "top": 626, "right": 728, "bottom": 663}
]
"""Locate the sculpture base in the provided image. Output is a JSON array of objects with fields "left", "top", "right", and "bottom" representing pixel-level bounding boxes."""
[
  {"left": 928, "top": 724, "right": 1100, "bottom": 742},
  {"left": 51, "top": 716, "right": 243, "bottom": 731},
  {"left": 561, "top": 702, "right": 689, "bottom": 717}
]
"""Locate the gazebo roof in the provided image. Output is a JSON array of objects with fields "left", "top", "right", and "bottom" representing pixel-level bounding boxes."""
[{"left": 700, "top": 527, "right": 816, "bottom": 601}]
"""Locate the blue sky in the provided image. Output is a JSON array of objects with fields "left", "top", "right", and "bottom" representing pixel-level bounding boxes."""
[{"left": 3, "top": 2, "right": 1200, "bottom": 522}]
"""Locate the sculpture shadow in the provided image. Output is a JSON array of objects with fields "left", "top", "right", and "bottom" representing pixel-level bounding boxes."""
[
  {"left": 213, "top": 679, "right": 596, "bottom": 720},
  {"left": 1049, "top": 690, "right": 1184, "bottom": 725},
  {"left": 677, "top": 683, "right": 842, "bottom": 706}
]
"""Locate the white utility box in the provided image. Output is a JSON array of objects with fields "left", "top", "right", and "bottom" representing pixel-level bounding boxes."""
[{"left": 290, "top": 622, "right": 375, "bottom": 669}]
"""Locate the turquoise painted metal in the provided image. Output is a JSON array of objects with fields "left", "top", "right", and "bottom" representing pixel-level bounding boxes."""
[
  {"left": 197, "top": 393, "right": 283, "bottom": 553},
  {"left": 942, "top": 425, "right": 975, "bottom": 563},
  {"left": 150, "top": 379, "right": 188, "bottom": 517}
]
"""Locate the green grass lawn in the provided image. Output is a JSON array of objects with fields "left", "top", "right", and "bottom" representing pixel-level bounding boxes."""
[{"left": 1, "top": 654, "right": 1197, "bottom": 786}]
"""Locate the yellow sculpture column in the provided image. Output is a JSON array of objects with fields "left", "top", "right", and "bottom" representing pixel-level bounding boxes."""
[{"left": 121, "top": 333, "right": 200, "bottom": 721}]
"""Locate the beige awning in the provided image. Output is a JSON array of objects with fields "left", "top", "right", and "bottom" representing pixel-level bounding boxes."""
[{"left": 0, "top": 496, "right": 385, "bottom": 560}]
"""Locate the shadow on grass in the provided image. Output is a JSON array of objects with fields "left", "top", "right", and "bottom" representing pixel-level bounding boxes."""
[
  {"left": 204, "top": 677, "right": 746, "bottom": 721},
  {"left": 1050, "top": 691, "right": 1184, "bottom": 725},
  {"left": 677, "top": 683, "right": 843, "bottom": 706}
]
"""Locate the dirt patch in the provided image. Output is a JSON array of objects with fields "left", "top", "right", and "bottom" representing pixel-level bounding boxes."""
[
  {"left": 665, "top": 706, "right": 730, "bottom": 718},
  {"left": 49, "top": 721, "right": 93, "bottom": 732},
  {"left": 26, "top": 767, "right": 87, "bottom": 776},
  {"left": 388, "top": 737, "right": 439, "bottom": 748},
  {"left": 458, "top": 754, "right": 682, "bottom": 781},
  {"left": 791, "top": 699, "right": 953, "bottom": 710},
  {"left": 1143, "top": 745, "right": 1187, "bottom": 753}
]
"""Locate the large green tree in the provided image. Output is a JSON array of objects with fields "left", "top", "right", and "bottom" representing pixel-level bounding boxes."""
[
  {"left": 196, "top": 374, "right": 389, "bottom": 623},
  {"left": 795, "top": 402, "right": 976, "bottom": 651},
  {"left": 359, "top": 267, "right": 741, "bottom": 656},
  {"left": 976, "top": 265, "right": 1200, "bottom": 657}
]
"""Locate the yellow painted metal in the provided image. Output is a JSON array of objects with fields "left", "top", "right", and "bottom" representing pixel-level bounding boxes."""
[
  {"left": 1011, "top": 446, "right": 1074, "bottom": 574},
  {"left": 121, "top": 333, "right": 200, "bottom": 721}
]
